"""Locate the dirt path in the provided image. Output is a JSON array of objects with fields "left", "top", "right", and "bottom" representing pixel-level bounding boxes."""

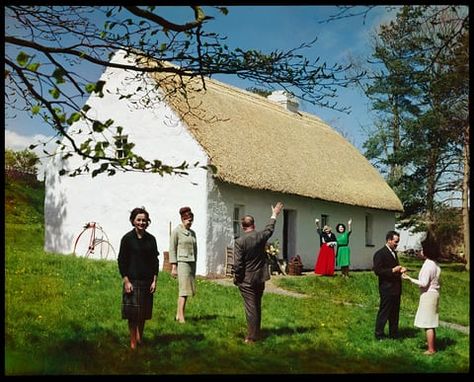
[
  {"left": 210, "top": 276, "right": 307, "bottom": 298},
  {"left": 438, "top": 321, "right": 469, "bottom": 334}
]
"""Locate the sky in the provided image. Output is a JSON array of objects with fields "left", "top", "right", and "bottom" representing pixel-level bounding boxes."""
[{"left": 5, "top": 5, "right": 398, "bottom": 169}]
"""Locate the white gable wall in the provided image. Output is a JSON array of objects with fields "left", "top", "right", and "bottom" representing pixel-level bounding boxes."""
[
  {"left": 207, "top": 180, "right": 397, "bottom": 272},
  {"left": 44, "top": 51, "right": 211, "bottom": 275}
]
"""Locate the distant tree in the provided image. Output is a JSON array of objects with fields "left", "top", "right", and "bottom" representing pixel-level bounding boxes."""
[
  {"left": 5, "top": 148, "right": 39, "bottom": 175},
  {"left": 246, "top": 87, "right": 273, "bottom": 98},
  {"left": 433, "top": 23, "right": 469, "bottom": 269},
  {"left": 363, "top": 6, "right": 425, "bottom": 196},
  {"left": 359, "top": 5, "right": 468, "bottom": 267},
  {"left": 5, "top": 5, "right": 364, "bottom": 178}
]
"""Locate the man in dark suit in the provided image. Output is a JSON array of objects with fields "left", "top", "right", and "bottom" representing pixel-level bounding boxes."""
[
  {"left": 373, "top": 230, "right": 406, "bottom": 340},
  {"left": 233, "top": 202, "right": 284, "bottom": 344}
]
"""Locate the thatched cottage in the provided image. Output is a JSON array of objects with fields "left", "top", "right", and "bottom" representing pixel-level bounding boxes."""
[{"left": 44, "top": 50, "right": 403, "bottom": 276}]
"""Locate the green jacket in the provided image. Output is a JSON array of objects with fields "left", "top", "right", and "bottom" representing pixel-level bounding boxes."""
[{"left": 169, "top": 224, "right": 197, "bottom": 263}]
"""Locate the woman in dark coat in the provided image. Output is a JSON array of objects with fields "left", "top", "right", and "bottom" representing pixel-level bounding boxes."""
[{"left": 118, "top": 207, "right": 159, "bottom": 350}]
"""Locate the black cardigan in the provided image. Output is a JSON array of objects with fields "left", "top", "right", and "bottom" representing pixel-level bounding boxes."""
[{"left": 118, "top": 229, "right": 159, "bottom": 281}]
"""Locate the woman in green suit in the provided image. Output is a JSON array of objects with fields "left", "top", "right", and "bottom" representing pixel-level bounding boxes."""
[
  {"left": 336, "top": 218, "right": 352, "bottom": 278},
  {"left": 169, "top": 206, "right": 197, "bottom": 323}
]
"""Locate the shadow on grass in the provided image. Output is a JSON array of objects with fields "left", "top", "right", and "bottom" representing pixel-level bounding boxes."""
[
  {"left": 441, "top": 263, "right": 468, "bottom": 272},
  {"left": 151, "top": 332, "right": 205, "bottom": 345},
  {"left": 260, "top": 326, "right": 311, "bottom": 340},
  {"left": 185, "top": 314, "right": 219, "bottom": 322},
  {"left": 436, "top": 336, "right": 457, "bottom": 351},
  {"left": 397, "top": 326, "right": 419, "bottom": 339},
  {"left": 411, "top": 335, "right": 457, "bottom": 353},
  {"left": 49, "top": 330, "right": 123, "bottom": 355}
]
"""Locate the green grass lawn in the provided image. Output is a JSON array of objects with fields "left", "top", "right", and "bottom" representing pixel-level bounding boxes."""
[{"left": 4, "top": 178, "right": 470, "bottom": 374}]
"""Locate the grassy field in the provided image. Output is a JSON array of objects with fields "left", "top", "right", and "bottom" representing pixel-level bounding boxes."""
[{"left": 4, "top": 178, "right": 470, "bottom": 374}]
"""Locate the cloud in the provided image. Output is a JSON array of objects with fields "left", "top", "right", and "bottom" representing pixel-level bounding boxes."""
[
  {"left": 6, "top": 128, "right": 55, "bottom": 146},
  {"left": 5, "top": 129, "right": 57, "bottom": 180}
]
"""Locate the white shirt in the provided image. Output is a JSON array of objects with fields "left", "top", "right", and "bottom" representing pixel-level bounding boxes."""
[
  {"left": 385, "top": 244, "right": 397, "bottom": 260},
  {"left": 407, "top": 258, "right": 441, "bottom": 294}
]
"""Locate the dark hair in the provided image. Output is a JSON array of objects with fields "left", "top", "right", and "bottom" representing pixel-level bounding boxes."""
[
  {"left": 241, "top": 215, "right": 255, "bottom": 229},
  {"left": 385, "top": 230, "right": 399, "bottom": 241},
  {"left": 179, "top": 206, "right": 194, "bottom": 220},
  {"left": 129, "top": 207, "right": 150, "bottom": 226},
  {"left": 336, "top": 223, "right": 346, "bottom": 233},
  {"left": 421, "top": 232, "right": 439, "bottom": 260}
]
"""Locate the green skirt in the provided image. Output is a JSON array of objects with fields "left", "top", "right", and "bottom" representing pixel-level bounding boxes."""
[{"left": 336, "top": 246, "right": 351, "bottom": 267}]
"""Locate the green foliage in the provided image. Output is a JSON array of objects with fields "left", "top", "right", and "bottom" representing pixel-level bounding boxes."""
[
  {"left": 4, "top": 180, "right": 470, "bottom": 374},
  {"left": 5, "top": 176, "right": 45, "bottom": 224},
  {"left": 361, "top": 5, "right": 469, "bottom": 270},
  {"left": 397, "top": 203, "right": 464, "bottom": 261},
  {"left": 430, "top": 206, "right": 464, "bottom": 259},
  {"left": 363, "top": 5, "right": 468, "bottom": 223},
  {"left": 52, "top": 67, "right": 66, "bottom": 84},
  {"left": 31, "top": 104, "right": 41, "bottom": 114},
  {"left": 5, "top": 148, "right": 39, "bottom": 175},
  {"left": 16, "top": 51, "right": 30, "bottom": 67}
]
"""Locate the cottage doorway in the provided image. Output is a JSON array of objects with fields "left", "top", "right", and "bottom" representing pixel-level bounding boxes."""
[{"left": 283, "top": 209, "right": 296, "bottom": 262}]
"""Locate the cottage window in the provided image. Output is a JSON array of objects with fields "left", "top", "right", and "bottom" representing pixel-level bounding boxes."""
[
  {"left": 320, "top": 214, "right": 329, "bottom": 228},
  {"left": 365, "top": 213, "right": 374, "bottom": 246},
  {"left": 233, "top": 205, "right": 245, "bottom": 239},
  {"left": 114, "top": 135, "right": 128, "bottom": 159}
]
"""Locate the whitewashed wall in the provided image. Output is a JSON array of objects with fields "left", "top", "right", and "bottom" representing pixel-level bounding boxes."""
[
  {"left": 44, "top": 51, "right": 210, "bottom": 275},
  {"left": 398, "top": 229, "right": 426, "bottom": 251},
  {"left": 44, "top": 50, "right": 399, "bottom": 276},
  {"left": 207, "top": 180, "right": 398, "bottom": 272}
]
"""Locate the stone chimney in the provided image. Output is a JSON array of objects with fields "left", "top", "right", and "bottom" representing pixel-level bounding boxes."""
[{"left": 267, "top": 90, "right": 299, "bottom": 113}]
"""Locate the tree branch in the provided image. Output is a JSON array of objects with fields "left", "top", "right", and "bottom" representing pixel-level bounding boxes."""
[{"left": 123, "top": 6, "right": 213, "bottom": 32}]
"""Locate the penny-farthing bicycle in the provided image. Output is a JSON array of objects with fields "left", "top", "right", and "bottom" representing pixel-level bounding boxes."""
[{"left": 72, "top": 222, "right": 116, "bottom": 260}]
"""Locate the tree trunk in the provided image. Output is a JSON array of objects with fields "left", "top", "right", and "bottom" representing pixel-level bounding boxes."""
[{"left": 462, "top": 124, "right": 470, "bottom": 271}]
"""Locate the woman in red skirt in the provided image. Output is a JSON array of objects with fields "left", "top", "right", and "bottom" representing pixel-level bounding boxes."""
[{"left": 314, "top": 219, "right": 337, "bottom": 276}]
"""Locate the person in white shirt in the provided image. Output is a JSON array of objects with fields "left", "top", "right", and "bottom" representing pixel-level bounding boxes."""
[{"left": 402, "top": 236, "right": 441, "bottom": 355}]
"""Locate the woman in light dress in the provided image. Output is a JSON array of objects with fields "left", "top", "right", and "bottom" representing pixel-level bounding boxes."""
[{"left": 402, "top": 235, "right": 441, "bottom": 355}]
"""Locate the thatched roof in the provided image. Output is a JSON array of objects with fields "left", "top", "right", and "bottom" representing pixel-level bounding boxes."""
[{"left": 147, "top": 63, "right": 403, "bottom": 212}]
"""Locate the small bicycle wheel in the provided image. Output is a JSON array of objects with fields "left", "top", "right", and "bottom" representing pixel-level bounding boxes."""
[{"left": 90, "top": 238, "right": 115, "bottom": 260}]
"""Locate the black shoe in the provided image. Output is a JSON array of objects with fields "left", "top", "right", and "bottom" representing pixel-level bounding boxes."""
[
  {"left": 389, "top": 334, "right": 399, "bottom": 339},
  {"left": 375, "top": 334, "right": 385, "bottom": 341}
]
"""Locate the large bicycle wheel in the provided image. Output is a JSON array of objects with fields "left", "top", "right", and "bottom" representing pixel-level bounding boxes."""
[{"left": 73, "top": 223, "right": 116, "bottom": 260}]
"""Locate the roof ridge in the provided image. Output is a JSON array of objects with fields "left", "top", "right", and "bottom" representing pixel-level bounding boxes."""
[{"left": 203, "top": 76, "right": 327, "bottom": 126}]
